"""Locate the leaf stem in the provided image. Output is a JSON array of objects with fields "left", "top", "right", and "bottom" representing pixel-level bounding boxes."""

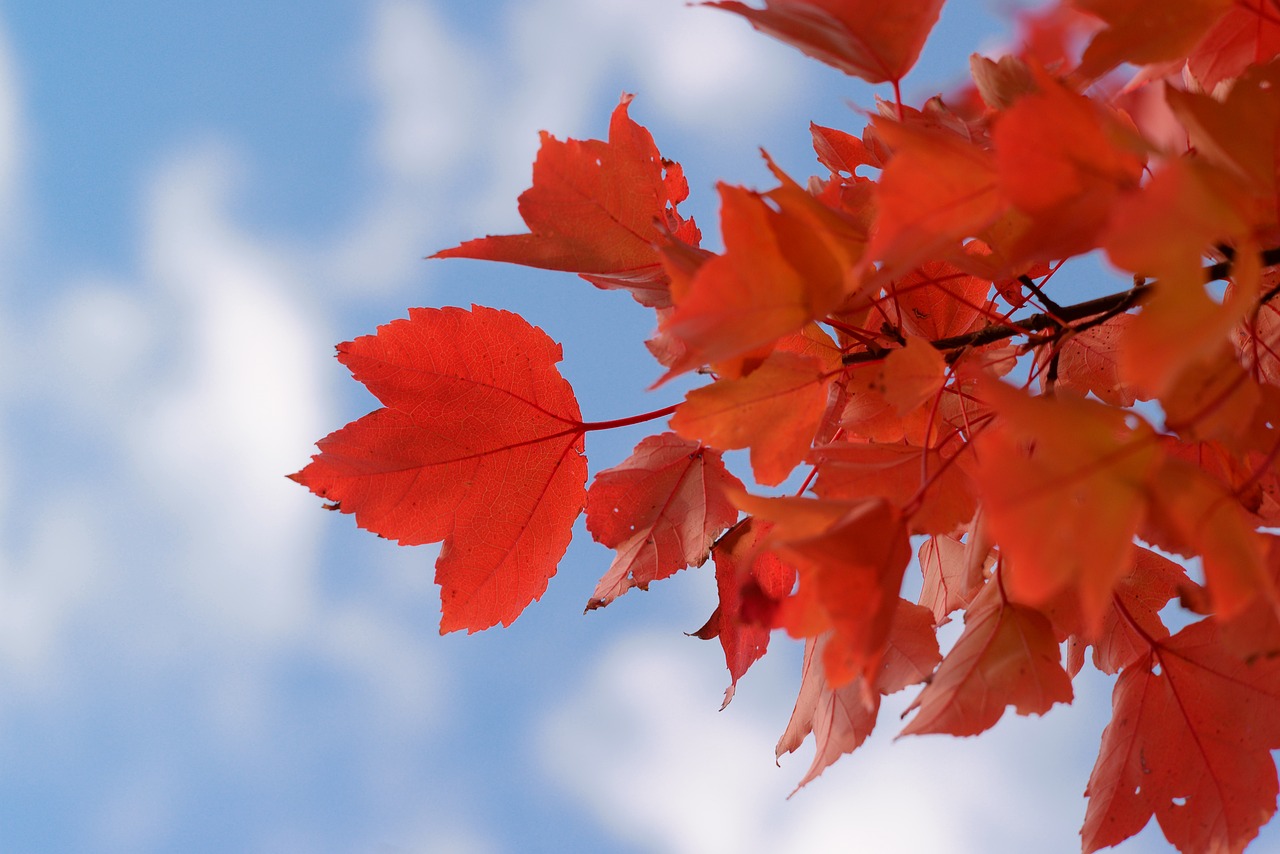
[{"left": 579, "top": 403, "right": 680, "bottom": 432}]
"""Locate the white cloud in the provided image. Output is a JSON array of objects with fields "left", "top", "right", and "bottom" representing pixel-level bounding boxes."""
[
  {"left": 0, "top": 16, "right": 23, "bottom": 241},
  {"left": 369, "top": 0, "right": 488, "bottom": 182},
  {"left": 43, "top": 277, "right": 156, "bottom": 422},
  {"left": 0, "top": 492, "right": 105, "bottom": 692},
  {"left": 137, "top": 141, "right": 328, "bottom": 643},
  {"left": 539, "top": 631, "right": 1125, "bottom": 854}
]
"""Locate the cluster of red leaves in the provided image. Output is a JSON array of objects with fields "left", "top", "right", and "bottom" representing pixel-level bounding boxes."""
[{"left": 293, "top": 1, "right": 1280, "bottom": 851}]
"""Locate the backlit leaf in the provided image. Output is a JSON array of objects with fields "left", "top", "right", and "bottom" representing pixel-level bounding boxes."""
[
  {"left": 707, "top": 0, "right": 944, "bottom": 83},
  {"left": 291, "top": 306, "right": 588, "bottom": 633},
  {"left": 585, "top": 432, "right": 742, "bottom": 609},
  {"left": 432, "top": 95, "right": 698, "bottom": 308}
]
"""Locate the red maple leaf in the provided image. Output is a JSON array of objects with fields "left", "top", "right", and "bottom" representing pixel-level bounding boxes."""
[
  {"left": 778, "top": 601, "right": 940, "bottom": 789},
  {"left": 290, "top": 305, "right": 588, "bottom": 633},
  {"left": 693, "top": 516, "right": 796, "bottom": 707},
  {"left": 899, "top": 575, "right": 1073, "bottom": 737},
  {"left": 585, "top": 432, "right": 742, "bottom": 609},
  {"left": 1083, "top": 619, "right": 1280, "bottom": 854},
  {"left": 706, "top": 0, "right": 945, "bottom": 84},
  {"left": 432, "top": 95, "right": 699, "bottom": 308}
]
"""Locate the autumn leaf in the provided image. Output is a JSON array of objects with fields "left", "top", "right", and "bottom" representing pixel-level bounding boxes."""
[
  {"left": 899, "top": 576, "right": 1073, "bottom": 738},
  {"left": 889, "top": 260, "right": 992, "bottom": 340},
  {"left": 917, "top": 532, "right": 989, "bottom": 625},
  {"left": 776, "top": 635, "right": 880, "bottom": 791},
  {"left": 290, "top": 305, "right": 588, "bottom": 634},
  {"left": 694, "top": 517, "right": 796, "bottom": 707},
  {"left": 432, "top": 94, "right": 698, "bottom": 309},
  {"left": 1105, "top": 158, "right": 1260, "bottom": 397},
  {"left": 706, "top": 0, "right": 945, "bottom": 84},
  {"left": 778, "top": 601, "right": 940, "bottom": 790},
  {"left": 585, "top": 432, "right": 742, "bottom": 610},
  {"left": 1186, "top": 0, "right": 1280, "bottom": 92},
  {"left": 1072, "top": 0, "right": 1233, "bottom": 81},
  {"left": 811, "top": 122, "right": 884, "bottom": 176},
  {"left": 877, "top": 599, "right": 943, "bottom": 694},
  {"left": 1041, "top": 314, "right": 1138, "bottom": 406},
  {"left": 1082, "top": 619, "right": 1280, "bottom": 854},
  {"left": 811, "top": 438, "right": 976, "bottom": 535},
  {"left": 737, "top": 494, "right": 911, "bottom": 686},
  {"left": 1143, "top": 456, "right": 1271, "bottom": 621},
  {"left": 991, "top": 70, "right": 1144, "bottom": 260},
  {"left": 1067, "top": 546, "right": 1189, "bottom": 677},
  {"left": 974, "top": 378, "right": 1161, "bottom": 632},
  {"left": 879, "top": 335, "right": 947, "bottom": 415},
  {"left": 1167, "top": 59, "right": 1280, "bottom": 198},
  {"left": 869, "top": 118, "right": 1003, "bottom": 274},
  {"left": 657, "top": 174, "right": 864, "bottom": 379},
  {"left": 671, "top": 350, "right": 830, "bottom": 486}
]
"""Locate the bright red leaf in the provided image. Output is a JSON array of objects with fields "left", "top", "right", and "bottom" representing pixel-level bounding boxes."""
[
  {"left": 738, "top": 494, "right": 912, "bottom": 687},
  {"left": 706, "top": 0, "right": 944, "bottom": 83},
  {"left": 1072, "top": 0, "right": 1233, "bottom": 80},
  {"left": 974, "top": 378, "right": 1162, "bottom": 632},
  {"left": 291, "top": 305, "right": 587, "bottom": 633},
  {"left": 1067, "top": 546, "right": 1189, "bottom": 678},
  {"left": 694, "top": 517, "right": 796, "bottom": 707},
  {"left": 657, "top": 174, "right": 864, "bottom": 379},
  {"left": 1186, "top": 0, "right": 1280, "bottom": 91},
  {"left": 432, "top": 95, "right": 698, "bottom": 308}
]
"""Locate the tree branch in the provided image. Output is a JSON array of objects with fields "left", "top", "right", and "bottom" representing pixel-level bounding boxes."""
[{"left": 842, "top": 247, "right": 1280, "bottom": 366}]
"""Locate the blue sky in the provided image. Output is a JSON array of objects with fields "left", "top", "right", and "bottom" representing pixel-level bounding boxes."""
[{"left": 1, "top": 1, "right": 1272, "bottom": 852}]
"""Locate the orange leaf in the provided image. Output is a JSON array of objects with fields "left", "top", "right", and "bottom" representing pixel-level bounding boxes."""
[
  {"left": 1072, "top": 0, "right": 1233, "bottom": 81},
  {"left": 880, "top": 335, "right": 946, "bottom": 415},
  {"left": 890, "top": 260, "right": 992, "bottom": 340},
  {"left": 706, "top": 0, "right": 944, "bottom": 84},
  {"left": 776, "top": 635, "right": 880, "bottom": 791},
  {"left": 432, "top": 95, "right": 698, "bottom": 308},
  {"left": 1082, "top": 619, "right": 1280, "bottom": 854},
  {"left": 291, "top": 306, "right": 587, "bottom": 633},
  {"left": 811, "top": 122, "right": 883, "bottom": 176},
  {"left": 1069, "top": 547, "right": 1189, "bottom": 677},
  {"left": 1167, "top": 59, "right": 1280, "bottom": 198},
  {"left": 917, "top": 533, "right": 988, "bottom": 625},
  {"left": 877, "top": 599, "right": 943, "bottom": 694},
  {"left": 1144, "top": 456, "right": 1271, "bottom": 621},
  {"left": 899, "top": 578, "right": 1073, "bottom": 737},
  {"left": 974, "top": 379, "right": 1161, "bottom": 632},
  {"left": 811, "top": 439, "right": 975, "bottom": 535},
  {"left": 738, "top": 494, "right": 911, "bottom": 686},
  {"left": 869, "top": 119, "right": 1003, "bottom": 274},
  {"left": 992, "top": 72, "right": 1144, "bottom": 260},
  {"left": 671, "top": 351, "right": 830, "bottom": 486},
  {"left": 1105, "top": 159, "right": 1259, "bottom": 396},
  {"left": 778, "top": 600, "right": 940, "bottom": 790},
  {"left": 658, "top": 175, "right": 863, "bottom": 379},
  {"left": 1041, "top": 314, "right": 1138, "bottom": 406},
  {"left": 585, "top": 432, "right": 743, "bottom": 609}
]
